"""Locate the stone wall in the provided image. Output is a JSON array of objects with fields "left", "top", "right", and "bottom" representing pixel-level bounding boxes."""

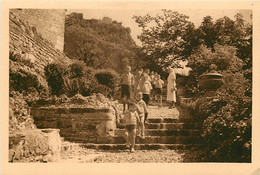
[
  {"left": 9, "top": 129, "right": 62, "bottom": 162},
  {"left": 10, "top": 9, "right": 66, "bottom": 51},
  {"left": 30, "top": 107, "right": 116, "bottom": 143},
  {"left": 9, "top": 11, "right": 71, "bottom": 76}
]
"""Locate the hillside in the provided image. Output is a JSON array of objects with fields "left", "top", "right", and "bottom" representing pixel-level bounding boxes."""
[{"left": 64, "top": 13, "right": 138, "bottom": 73}]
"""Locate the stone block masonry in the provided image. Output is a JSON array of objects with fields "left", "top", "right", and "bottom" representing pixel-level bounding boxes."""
[
  {"left": 9, "top": 10, "right": 71, "bottom": 75},
  {"left": 10, "top": 9, "right": 66, "bottom": 51},
  {"left": 9, "top": 128, "right": 62, "bottom": 162},
  {"left": 30, "top": 107, "right": 117, "bottom": 143}
]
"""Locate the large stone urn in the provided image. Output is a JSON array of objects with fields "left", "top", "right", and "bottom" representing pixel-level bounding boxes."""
[{"left": 198, "top": 72, "right": 224, "bottom": 91}]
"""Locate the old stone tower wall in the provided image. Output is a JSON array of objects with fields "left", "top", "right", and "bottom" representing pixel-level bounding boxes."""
[
  {"left": 9, "top": 9, "right": 71, "bottom": 76},
  {"left": 10, "top": 9, "right": 66, "bottom": 51}
]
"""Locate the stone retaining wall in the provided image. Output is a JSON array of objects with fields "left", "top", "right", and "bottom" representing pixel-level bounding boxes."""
[{"left": 30, "top": 107, "right": 116, "bottom": 143}]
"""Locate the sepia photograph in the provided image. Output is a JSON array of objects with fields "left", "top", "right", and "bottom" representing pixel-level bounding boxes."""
[{"left": 1, "top": 0, "right": 260, "bottom": 175}]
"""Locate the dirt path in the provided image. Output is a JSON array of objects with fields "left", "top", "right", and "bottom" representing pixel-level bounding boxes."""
[
  {"left": 59, "top": 143, "right": 203, "bottom": 163},
  {"left": 59, "top": 146, "right": 185, "bottom": 163},
  {"left": 147, "top": 105, "right": 179, "bottom": 118},
  {"left": 117, "top": 102, "right": 180, "bottom": 119}
]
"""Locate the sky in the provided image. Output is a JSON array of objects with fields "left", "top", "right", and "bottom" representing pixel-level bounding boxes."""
[{"left": 66, "top": 9, "right": 252, "bottom": 46}]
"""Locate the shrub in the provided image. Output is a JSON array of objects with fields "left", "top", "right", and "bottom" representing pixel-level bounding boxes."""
[
  {"left": 45, "top": 61, "right": 120, "bottom": 98},
  {"left": 61, "top": 60, "right": 92, "bottom": 97},
  {"left": 69, "top": 60, "right": 86, "bottom": 78},
  {"left": 186, "top": 44, "right": 243, "bottom": 96},
  {"left": 45, "top": 61, "right": 95, "bottom": 97},
  {"left": 88, "top": 78, "right": 113, "bottom": 97},
  {"left": 9, "top": 91, "right": 36, "bottom": 133},
  {"left": 63, "top": 77, "right": 92, "bottom": 97},
  {"left": 44, "top": 62, "right": 68, "bottom": 96},
  {"left": 9, "top": 55, "right": 49, "bottom": 97},
  {"left": 201, "top": 71, "right": 251, "bottom": 162},
  {"left": 93, "top": 69, "right": 119, "bottom": 97},
  {"left": 9, "top": 50, "right": 49, "bottom": 108},
  {"left": 186, "top": 44, "right": 251, "bottom": 162}
]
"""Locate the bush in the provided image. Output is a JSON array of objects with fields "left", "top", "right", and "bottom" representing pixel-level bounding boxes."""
[
  {"left": 45, "top": 61, "right": 120, "bottom": 98},
  {"left": 186, "top": 44, "right": 243, "bottom": 96},
  {"left": 45, "top": 61, "right": 96, "bottom": 97},
  {"left": 9, "top": 91, "right": 36, "bottom": 133},
  {"left": 44, "top": 62, "right": 68, "bottom": 96},
  {"left": 69, "top": 60, "right": 86, "bottom": 78},
  {"left": 188, "top": 72, "right": 251, "bottom": 162},
  {"left": 201, "top": 71, "right": 251, "bottom": 162},
  {"left": 92, "top": 69, "right": 119, "bottom": 97},
  {"left": 61, "top": 60, "right": 93, "bottom": 97},
  {"left": 9, "top": 51, "right": 49, "bottom": 97},
  {"left": 186, "top": 44, "right": 251, "bottom": 162}
]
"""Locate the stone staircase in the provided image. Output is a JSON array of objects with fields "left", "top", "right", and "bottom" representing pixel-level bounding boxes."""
[
  {"left": 79, "top": 115, "right": 202, "bottom": 150},
  {"left": 32, "top": 102, "right": 202, "bottom": 151}
]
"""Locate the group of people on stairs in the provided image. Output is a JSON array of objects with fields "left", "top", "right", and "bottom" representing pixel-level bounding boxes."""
[{"left": 119, "top": 65, "right": 177, "bottom": 153}]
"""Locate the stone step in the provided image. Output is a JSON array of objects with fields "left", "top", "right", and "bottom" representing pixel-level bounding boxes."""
[
  {"left": 145, "top": 123, "right": 200, "bottom": 130},
  {"left": 65, "top": 135, "right": 201, "bottom": 144},
  {"left": 146, "top": 117, "right": 195, "bottom": 123},
  {"left": 115, "top": 128, "right": 201, "bottom": 136},
  {"left": 117, "top": 123, "right": 200, "bottom": 130},
  {"left": 81, "top": 143, "right": 202, "bottom": 150}
]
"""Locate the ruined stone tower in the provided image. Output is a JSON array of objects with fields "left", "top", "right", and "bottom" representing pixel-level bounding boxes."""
[{"left": 10, "top": 9, "right": 66, "bottom": 51}]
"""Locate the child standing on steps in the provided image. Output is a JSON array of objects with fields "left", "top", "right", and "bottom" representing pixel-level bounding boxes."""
[
  {"left": 137, "top": 73, "right": 152, "bottom": 106},
  {"left": 154, "top": 74, "right": 164, "bottom": 108},
  {"left": 135, "top": 92, "right": 148, "bottom": 139},
  {"left": 120, "top": 65, "right": 134, "bottom": 113},
  {"left": 123, "top": 102, "right": 140, "bottom": 153}
]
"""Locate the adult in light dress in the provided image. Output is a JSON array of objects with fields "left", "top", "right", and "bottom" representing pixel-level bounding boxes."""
[{"left": 166, "top": 68, "right": 177, "bottom": 108}]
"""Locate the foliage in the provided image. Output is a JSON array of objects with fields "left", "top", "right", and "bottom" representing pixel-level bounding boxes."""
[
  {"left": 64, "top": 14, "right": 138, "bottom": 73},
  {"left": 44, "top": 62, "right": 68, "bottom": 96},
  {"left": 134, "top": 11, "right": 252, "bottom": 78},
  {"left": 198, "top": 14, "right": 252, "bottom": 70},
  {"left": 92, "top": 69, "right": 119, "bottom": 97},
  {"left": 133, "top": 10, "right": 197, "bottom": 75},
  {"left": 186, "top": 44, "right": 251, "bottom": 162},
  {"left": 44, "top": 60, "right": 94, "bottom": 97},
  {"left": 186, "top": 44, "right": 243, "bottom": 95},
  {"left": 9, "top": 50, "right": 49, "bottom": 97},
  {"left": 69, "top": 60, "right": 86, "bottom": 78},
  {"left": 201, "top": 71, "right": 251, "bottom": 162},
  {"left": 44, "top": 60, "right": 119, "bottom": 98},
  {"left": 9, "top": 91, "right": 36, "bottom": 133}
]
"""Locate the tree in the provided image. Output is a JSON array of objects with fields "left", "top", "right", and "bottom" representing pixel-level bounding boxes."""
[
  {"left": 197, "top": 16, "right": 218, "bottom": 50},
  {"left": 64, "top": 13, "right": 138, "bottom": 73},
  {"left": 133, "top": 10, "right": 197, "bottom": 74}
]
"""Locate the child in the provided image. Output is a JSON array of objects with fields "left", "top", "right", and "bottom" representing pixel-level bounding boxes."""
[
  {"left": 133, "top": 68, "right": 143, "bottom": 100},
  {"left": 120, "top": 65, "right": 134, "bottom": 113},
  {"left": 150, "top": 71, "right": 156, "bottom": 103},
  {"left": 138, "top": 73, "right": 152, "bottom": 106},
  {"left": 123, "top": 102, "right": 140, "bottom": 153},
  {"left": 135, "top": 92, "right": 148, "bottom": 139},
  {"left": 144, "top": 68, "right": 151, "bottom": 81},
  {"left": 154, "top": 74, "right": 164, "bottom": 107}
]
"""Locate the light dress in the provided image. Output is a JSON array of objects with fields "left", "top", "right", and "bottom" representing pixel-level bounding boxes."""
[{"left": 166, "top": 72, "right": 176, "bottom": 102}]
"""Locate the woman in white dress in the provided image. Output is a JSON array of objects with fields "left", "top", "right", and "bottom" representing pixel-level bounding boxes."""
[{"left": 166, "top": 68, "right": 177, "bottom": 108}]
